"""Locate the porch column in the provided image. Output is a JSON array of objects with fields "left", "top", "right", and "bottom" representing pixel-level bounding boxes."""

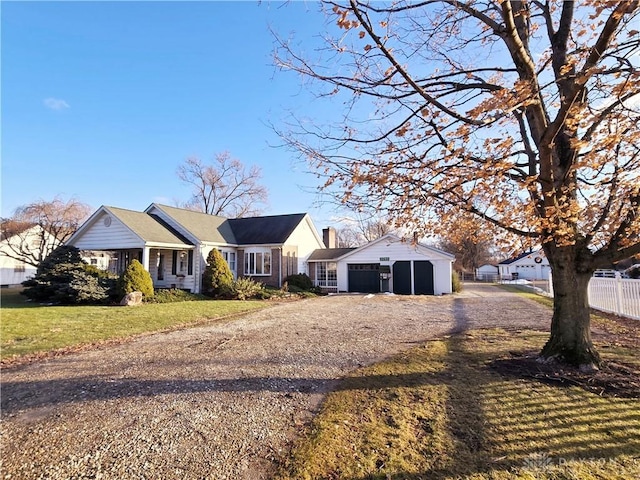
[{"left": 142, "top": 246, "right": 151, "bottom": 273}]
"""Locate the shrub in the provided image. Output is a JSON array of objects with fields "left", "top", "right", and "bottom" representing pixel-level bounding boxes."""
[
  {"left": 452, "top": 271, "right": 462, "bottom": 293},
  {"left": 57, "top": 269, "right": 112, "bottom": 304},
  {"left": 152, "top": 289, "right": 208, "bottom": 303},
  {"left": 117, "top": 259, "right": 154, "bottom": 299},
  {"left": 202, "top": 249, "right": 234, "bottom": 297},
  {"left": 37, "top": 245, "right": 85, "bottom": 273},
  {"left": 232, "top": 277, "right": 265, "bottom": 300},
  {"left": 284, "top": 273, "right": 313, "bottom": 291},
  {"left": 22, "top": 246, "right": 116, "bottom": 304}
]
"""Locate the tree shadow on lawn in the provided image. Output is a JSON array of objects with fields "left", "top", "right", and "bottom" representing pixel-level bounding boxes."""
[{"left": 278, "top": 297, "right": 640, "bottom": 480}]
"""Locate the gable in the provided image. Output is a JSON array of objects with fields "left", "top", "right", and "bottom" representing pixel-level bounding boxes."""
[
  {"left": 338, "top": 235, "right": 455, "bottom": 263},
  {"left": 68, "top": 206, "right": 191, "bottom": 250}
]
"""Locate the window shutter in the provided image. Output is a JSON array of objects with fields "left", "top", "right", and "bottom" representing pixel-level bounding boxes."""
[
  {"left": 188, "top": 250, "right": 193, "bottom": 275},
  {"left": 172, "top": 251, "right": 177, "bottom": 275}
]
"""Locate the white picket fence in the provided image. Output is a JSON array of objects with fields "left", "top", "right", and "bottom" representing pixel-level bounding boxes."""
[
  {"left": 587, "top": 274, "right": 640, "bottom": 320},
  {"left": 549, "top": 272, "right": 640, "bottom": 320}
]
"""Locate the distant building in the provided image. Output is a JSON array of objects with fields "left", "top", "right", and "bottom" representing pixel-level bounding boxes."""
[{"left": 498, "top": 250, "right": 551, "bottom": 280}]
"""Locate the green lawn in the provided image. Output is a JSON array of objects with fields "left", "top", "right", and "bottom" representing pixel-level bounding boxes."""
[
  {"left": 276, "top": 329, "right": 640, "bottom": 480},
  {"left": 0, "top": 288, "right": 267, "bottom": 361}
]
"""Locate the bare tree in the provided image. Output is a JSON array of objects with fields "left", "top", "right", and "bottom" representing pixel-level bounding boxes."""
[
  {"left": 1, "top": 197, "right": 91, "bottom": 267},
  {"left": 177, "top": 152, "right": 268, "bottom": 218},
  {"left": 437, "top": 215, "right": 499, "bottom": 273},
  {"left": 276, "top": 1, "right": 640, "bottom": 368},
  {"left": 335, "top": 225, "right": 360, "bottom": 247},
  {"left": 336, "top": 212, "right": 396, "bottom": 246}
]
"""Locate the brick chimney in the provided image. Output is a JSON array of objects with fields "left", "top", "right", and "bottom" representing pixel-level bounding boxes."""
[{"left": 323, "top": 227, "right": 336, "bottom": 248}]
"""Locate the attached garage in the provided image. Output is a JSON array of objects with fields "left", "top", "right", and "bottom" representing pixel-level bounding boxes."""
[
  {"left": 393, "top": 261, "right": 411, "bottom": 294},
  {"left": 392, "top": 260, "right": 435, "bottom": 295},
  {"left": 309, "top": 234, "right": 455, "bottom": 295},
  {"left": 348, "top": 264, "right": 380, "bottom": 293},
  {"left": 413, "top": 261, "right": 434, "bottom": 295}
]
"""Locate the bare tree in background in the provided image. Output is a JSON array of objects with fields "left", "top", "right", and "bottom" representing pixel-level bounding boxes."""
[
  {"left": 336, "top": 213, "right": 396, "bottom": 246},
  {"left": 276, "top": 1, "right": 640, "bottom": 368},
  {"left": 1, "top": 197, "right": 91, "bottom": 267},
  {"left": 177, "top": 152, "right": 268, "bottom": 218}
]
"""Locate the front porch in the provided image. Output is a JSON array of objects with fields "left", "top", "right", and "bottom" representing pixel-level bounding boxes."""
[{"left": 87, "top": 247, "right": 197, "bottom": 292}]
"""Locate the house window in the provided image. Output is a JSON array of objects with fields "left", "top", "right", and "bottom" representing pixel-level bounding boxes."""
[
  {"left": 14, "top": 262, "right": 26, "bottom": 273},
  {"left": 316, "top": 262, "right": 337, "bottom": 287},
  {"left": 244, "top": 250, "right": 271, "bottom": 275},
  {"left": 157, "top": 253, "right": 165, "bottom": 281},
  {"left": 179, "top": 251, "right": 187, "bottom": 274},
  {"left": 221, "top": 251, "right": 236, "bottom": 273}
]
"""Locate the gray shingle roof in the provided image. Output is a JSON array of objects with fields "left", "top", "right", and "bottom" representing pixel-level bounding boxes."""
[
  {"left": 105, "top": 207, "right": 192, "bottom": 246},
  {"left": 227, "top": 213, "right": 307, "bottom": 245},
  {"left": 151, "top": 204, "right": 237, "bottom": 244},
  {"left": 308, "top": 248, "right": 356, "bottom": 260}
]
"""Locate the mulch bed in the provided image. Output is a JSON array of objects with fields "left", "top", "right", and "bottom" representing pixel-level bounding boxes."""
[{"left": 489, "top": 353, "right": 640, "bottom": 399}]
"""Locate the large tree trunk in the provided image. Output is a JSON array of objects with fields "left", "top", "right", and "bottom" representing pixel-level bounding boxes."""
[{"left": 540, "top": 248, "right": 600, "bottom": 370}]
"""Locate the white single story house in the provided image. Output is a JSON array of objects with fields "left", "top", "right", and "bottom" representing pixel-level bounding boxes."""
[
  {"left": 67, "top": 205, "right": 456, "bottom": 295},
  {"left": 0, "top": 225, "right": 60, "bottom": 287},
  {"left": 498, "top": 250, "right": 551, "bottom": 280},
  {"left": 67, "top": 203, "right": 325, "bottom": 293},
  {"left": 308, "top": 232, "right": 455, "bottom": 295}
]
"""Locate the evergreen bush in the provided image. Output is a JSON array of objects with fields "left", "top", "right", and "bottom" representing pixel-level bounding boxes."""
[
  {"left": 202, "top": 249, "right": 234, "bottom": 297},
  {"left": 284, "top": 273, "right": 313, "bottom": 291},
  {"left": 117, "top": 259, "right": 154, "bottom": 299},
  {"left": 22, "top": 246, "right": 116, "bottom": 304}
]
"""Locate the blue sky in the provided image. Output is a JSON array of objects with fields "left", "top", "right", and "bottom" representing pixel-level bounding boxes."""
[{"left": 1, "top": 1, "right": 345, "bottom": 229}]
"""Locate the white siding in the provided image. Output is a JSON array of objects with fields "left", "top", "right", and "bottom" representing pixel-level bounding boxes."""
[
  {"left": 500, "top": 252, "right": 550, "bottom": 280},
  {"left": 284, "top": 215, "right": 325, "bottom": 274},
  {"left": 432, "top": 259, "right": 453, "bottom": 295},
  {"left": 0, "top": 226, "right": 59, "bottom": 285},
  {"left": 336, "top": 237, "right": 454, "bottom": 294},
  {"left": 0, "top": 265, "right": 36, "bottom": 286},
  {"left": 147, "top": 248, "right": 196, "bottom": 291},
  {"left": 70, "top": 212, "right": 143, "bottom": 250}
]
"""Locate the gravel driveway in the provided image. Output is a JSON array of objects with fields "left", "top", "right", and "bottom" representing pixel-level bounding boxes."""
[{"left": 1, "top": 284, "right": 552, "bottom": 479}]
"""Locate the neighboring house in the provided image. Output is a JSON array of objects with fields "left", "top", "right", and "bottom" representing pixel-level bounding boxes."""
[
  {"left": 476, "top": 264, "right": 499, "bottom": 281},
  {"left": 0, "top": 225, "right": 61, "bottom": 286},
  {"left": 498, "top": 250, "right": 550, "bottom": 280},
  {"left": 81, "top": 251, "right": 113, "bottom": 271},
  {"left": 67, "top": 204, "right": 325, "bottom": 293},
  {"left": 308, "top": 232, "right": 455, "bottom": 295}
]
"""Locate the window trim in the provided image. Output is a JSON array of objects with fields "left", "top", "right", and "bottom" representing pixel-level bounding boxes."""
[
  {"left": 316, "top": 261, "right": 337, "bottom": 287},
  {"left": 244, "top": 249, "right": 272, "bottom": 276}
]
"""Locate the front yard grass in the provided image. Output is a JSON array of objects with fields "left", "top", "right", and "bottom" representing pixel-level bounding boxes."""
[
  {"left": 0, "top": 288, "right": 267, "bottom": 361},
  {"left": 276, "top": 329, "right": 640, "bottom": 480}
]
